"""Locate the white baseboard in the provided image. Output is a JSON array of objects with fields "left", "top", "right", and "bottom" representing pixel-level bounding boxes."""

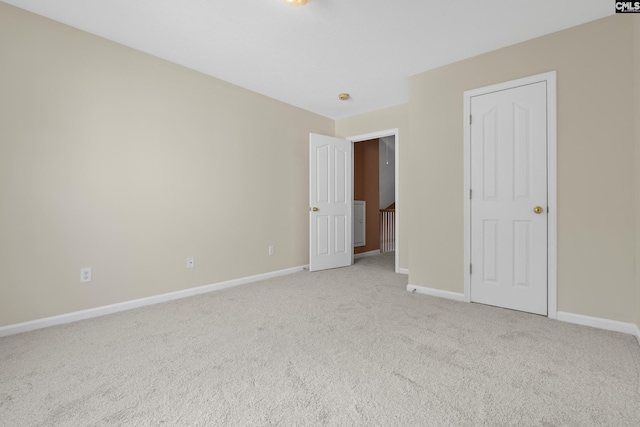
[
  {"left": 405, "top": 290, "right": 640, "bottom": 346},
  {"left": 557, "top": 311, "right": 640, "bottom": 344},
  {"left": 353, "top": 250, "right": 381, "bottom": 260},
  {"left": 407, "top": 284, "right": 465, "bottom": 302},
  {"left": 397, "top": 268, "right": 409, "bottom": 275},
  {"left": 0, "top": 265, "right": 307, "bottom": 338}
]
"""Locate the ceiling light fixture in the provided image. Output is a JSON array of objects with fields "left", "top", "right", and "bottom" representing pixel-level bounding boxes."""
[{"left": 285, "top": 0, "right": 310, "bottom": 5}]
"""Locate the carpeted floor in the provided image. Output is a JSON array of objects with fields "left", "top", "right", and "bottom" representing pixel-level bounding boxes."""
[{"left": 1, "top": 252, "right": 639, "bottom": 426}]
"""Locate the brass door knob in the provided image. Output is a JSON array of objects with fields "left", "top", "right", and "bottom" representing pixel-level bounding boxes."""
[
  {"left": 533, "top": 206, "right": 544, "bottom": 214},
  {"left": 312, "top": 207, "right": 319, "bottom": 212}
]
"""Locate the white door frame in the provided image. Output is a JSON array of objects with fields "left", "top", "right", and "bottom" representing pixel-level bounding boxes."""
[
  {"left": 463, "top": 71, "right": 557, "bottom": 319},
  {"left": 346, "top": 129, "right": 401, "bottom": 274}
]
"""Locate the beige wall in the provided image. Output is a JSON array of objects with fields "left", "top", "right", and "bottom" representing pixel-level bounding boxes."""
[
  {"left": 408, "top": 15, "right": 637, "bottom": 323},
  {"left": 335, "top": 104, "right": 409, "bottom": 270},
  {"left": 0, "top": 4, "right": 333, "bottom": 327}
]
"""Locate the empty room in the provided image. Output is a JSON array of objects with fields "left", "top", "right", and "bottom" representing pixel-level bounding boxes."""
[{"left": 1, "top": 1, "right": 639, "bottom": 425}]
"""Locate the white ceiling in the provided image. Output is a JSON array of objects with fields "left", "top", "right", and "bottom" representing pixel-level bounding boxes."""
[{"left": 2, "top": 0, "right": 613, "bottom": 119}]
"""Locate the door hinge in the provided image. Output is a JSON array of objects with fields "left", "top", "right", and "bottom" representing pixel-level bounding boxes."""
[
  {"left": 469, "top": 189, "right": 472, "bottom": 199},
  {"left": 470, "top": 115, "right": 472, "bottom": 125},
  {"left": 470, "top": 264, "right": 472, "bottom": 274}
]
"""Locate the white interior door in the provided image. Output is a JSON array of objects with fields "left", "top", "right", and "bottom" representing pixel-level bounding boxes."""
[
  {"left": 309, "top": 133, "right": 352, "bottom": 272},
  {"left": 470, "top": 82, "right": 548, "bottom": 315}
]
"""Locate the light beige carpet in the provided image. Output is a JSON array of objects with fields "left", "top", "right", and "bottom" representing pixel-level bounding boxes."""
[{"left": 1, "top": 252, "right": 639, "bottom": 426}]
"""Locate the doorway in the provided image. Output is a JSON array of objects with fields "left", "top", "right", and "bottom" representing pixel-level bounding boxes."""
[
  {"left": 308, "top": 130, "right": 400, "bottom": 273},
  {"left": 348, "top": 129, "right": 400, "bottom": 274},
  {"left": 352, "top": 137, "right": 395, "bottom": 256},
  {"left": 463, "top": 72, "right": 557, "bottom": 318}
]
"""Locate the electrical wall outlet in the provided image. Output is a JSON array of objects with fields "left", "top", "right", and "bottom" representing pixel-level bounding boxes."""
[
  {"left": 268, "top": 245, "right": 275, "bottom": 256},
  {"left": 186, "top": 256, "right": 195, "bottom": 268},
  {"left": 80, "top": 267, "right": 92, "bottom": 283}
]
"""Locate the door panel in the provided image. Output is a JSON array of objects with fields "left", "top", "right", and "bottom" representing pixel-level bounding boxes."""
[
  {"left": 513, "top": 220, "right": 532, "bottom": 287},
  {"left": 483, "top": 220, "right": 499, "bottom": 284},
  {"left": 334, "top": 147, "right": 347, "bottom": 203},
  {"left": 482, "top": 107, "right": 499, "bottom": 201},
  {"left": 334, "top": 215, "right": 347, "bottom": 254},
  {"left": 316, "top": 145, "right": 330, "bottom": 203},
  {"left": 309, "top": 134, "right": 352, "bottom": 272},
  {"left": 470, "top": 82, "right": 547, "bottom": 315},
  {"left": 514, "top": 103, "right": 532, "bottom": 200},
  {"left": 316, "top": 215, "right": 329, "bottom": 256}
]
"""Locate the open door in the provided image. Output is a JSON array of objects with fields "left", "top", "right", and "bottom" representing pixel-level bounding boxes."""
[{"left": 309, "top": 133, "right": 352, "bottom": 272}]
